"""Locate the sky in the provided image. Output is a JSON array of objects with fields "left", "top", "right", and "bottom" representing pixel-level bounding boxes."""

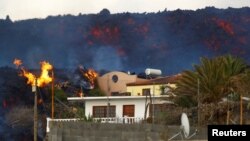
[{"left": 0, "top": 0, "right": 250, "bottom": 21}]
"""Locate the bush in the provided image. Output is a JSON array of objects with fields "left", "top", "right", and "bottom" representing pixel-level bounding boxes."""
[
  {"left": 174, "top": 95, "right": 197, "bottom": 108},
  {"left": 55, "top": 88, "right": 67, "bottom": 101},
  {"left": 88, "top": 88, "right": 106, "bottom": 96}
]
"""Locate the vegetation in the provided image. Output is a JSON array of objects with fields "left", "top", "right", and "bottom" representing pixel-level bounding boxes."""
[
  {"left": 54, "top": 88, "right": 67, "bottom": 102},
  {"left": 175, "top": 55, "right": 250, "bottom": 124},
  {"left": 88, "top": 88, "right": 106, "bottom": 96},
  {"left": 175, "top": 55, "right": 250, "bottom": 104},
  {"left": 174, "top": 95, "right": 197, "bottom": 108}
]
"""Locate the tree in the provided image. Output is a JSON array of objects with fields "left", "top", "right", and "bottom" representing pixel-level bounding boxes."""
[
  {"left": 175, "top": 55, "right": 250, "bottom": 124},
  {"left": 5, "top": 15, "right": 12, "bottom": 23},
  {"left": 176, "top": 55, "right": 249, "bottom": 104},
  {"left": 99, "top": 8, "right": 110, "bottom": 16}
]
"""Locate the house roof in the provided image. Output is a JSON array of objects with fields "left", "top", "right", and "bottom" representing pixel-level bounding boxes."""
[
  {"left": 126, "top": 74, "right": 181, "bottom": 86},
  {"left": 67, "top": 95, "right": 170, "bottom": 101}
]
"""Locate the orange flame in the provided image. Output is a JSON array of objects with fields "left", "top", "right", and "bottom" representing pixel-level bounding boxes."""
[
  {"left": 13, "top": 58, "right": 22, "bottom": 68},
  {"left": 14, "top": 60, "right": 53, "bottom": 87},
  {"left": 21, "top": 68, "right": 36, "bottom": 86},
  {"left": 83, "top": 68, "right": 98, "bottom": 87},
  {"left": 37, "top": 61, "right": 53, "bottom": 87}
]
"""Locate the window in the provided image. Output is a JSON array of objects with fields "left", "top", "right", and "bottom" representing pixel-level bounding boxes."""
[
  {"left": 112, "top": 75, "right": 118, "bottom": 83},
  {"left": 142, "top": 88, "right": 151, "bottom": 96},
  {"left": 111, "top": 92, "right": 119, "bottom": 96},
  {"left": 111, "top": 92, "right": 131, "bottom": 96},
  {"left": 93, "top": 106, "right": 116, "bottom": 118},
  {"left": 123, "top": 105, "right": 135, "bottom": 117}
]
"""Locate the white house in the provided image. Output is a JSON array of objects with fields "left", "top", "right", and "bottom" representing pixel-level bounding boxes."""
[{"left": 67, "top": 95, "right": 172, "bottom": 123}]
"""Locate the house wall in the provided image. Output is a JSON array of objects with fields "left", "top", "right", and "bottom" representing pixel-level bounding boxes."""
[
  {"left": 126, "top": 84, "right": 163, "bottom": 96},
  {"left": 97, "top": 71, "right": 137, "bottom": 96},
  {"left": 127, "top": 83, "right": 177, "bottom": 96},
  {"left": 85, "top": 98, "right": 149, "bottom": 118}
]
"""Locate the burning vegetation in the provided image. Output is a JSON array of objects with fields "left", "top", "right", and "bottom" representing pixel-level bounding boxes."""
[
  {"left": 13, "top": 59, "right": 53, "bottom": 87},
  {"left": 80, "top": 67, "right": 98, "bottom": 88},
  {"left": 13, "top": 58, "right": 22, "bottom": 67}
]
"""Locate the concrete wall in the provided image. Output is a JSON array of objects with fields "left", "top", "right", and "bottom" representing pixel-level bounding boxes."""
[{"left": 47, "top": 121, "right": 207, "bottom": 141}]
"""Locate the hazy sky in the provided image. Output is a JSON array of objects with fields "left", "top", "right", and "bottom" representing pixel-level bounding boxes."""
[{"left": 1, "top": 0, "right": 250, "bottom": 21}]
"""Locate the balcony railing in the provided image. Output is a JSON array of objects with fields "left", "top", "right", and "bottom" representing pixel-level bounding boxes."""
[
  {"left": 46, "top": 118, "right": 81, "bottom": 132},
  {"left": 46, "top": 117, "right": 144, "bottom": 132},
  {"left": 93, "top": 116, "right": 144, "bottom": 124}
]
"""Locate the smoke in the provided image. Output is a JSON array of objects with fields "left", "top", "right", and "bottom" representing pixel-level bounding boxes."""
[
  {"left": 65, "top": 49, "right": 80, "bottom": 69},
  {"left": 93, "top": 46, "right": 123, "bottom": 71},
  {"left": 25, "top": 47, "right": 48, "bottom": 68},
  {"left": 0, "top": 7, "right": 250, "bottom": 75}
]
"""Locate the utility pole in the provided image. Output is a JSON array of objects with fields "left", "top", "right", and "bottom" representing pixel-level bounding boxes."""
[
  {"left": 107, "top": 75, "right": 110, "bottom": 118},
  {"left": 240, "top": 94, "right": 243, "bottom": 125},
  {"left": 33, "top": 78, "right": 38, "bottom": 141},
  {"left": 226, "top": 97, "right": 230, "bottom": 125},
  {"left": 152, "top": 81, "right": 155, "bottom": 124},
  {"left": 197, "top": 79, "right": 200, "bottom": 128},
  {"left": 51, "top": 70, "right": 54, "bottom": 119}
]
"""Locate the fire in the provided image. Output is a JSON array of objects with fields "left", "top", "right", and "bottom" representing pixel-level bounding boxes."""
[
  {"left": 13, "top": 58, "right": 22, "bottom": 68},
  {"left": 79, "top": 66, "right": 98, "bottom": 87},
  {"left": 83, "top": 68, "right": 98, "bottom": 86},
  {"left": 21, "top": 68, "right": 36, "bottom": 86},
  {"left": 37, "top": 61, "right": 53, "bottom": 87},
  {"left": 14, "top": 60, "right": 53, "bottom": 87}
]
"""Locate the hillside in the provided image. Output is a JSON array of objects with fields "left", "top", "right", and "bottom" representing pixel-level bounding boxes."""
[{"left": 1, "top": 7, "right": 250, "bottom": 74}]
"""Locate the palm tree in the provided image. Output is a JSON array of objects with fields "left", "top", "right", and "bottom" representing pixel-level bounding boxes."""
[
  {"left": 175, "top": 55, "right": 250, "bottom": 124},
  {"left": 176, "top": 55, "right": 249, "bottom": 103}
]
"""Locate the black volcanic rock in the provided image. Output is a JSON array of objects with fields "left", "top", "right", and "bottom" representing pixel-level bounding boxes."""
[{"left": 0, "top": 7, "right": 250, "bottom": 75}]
